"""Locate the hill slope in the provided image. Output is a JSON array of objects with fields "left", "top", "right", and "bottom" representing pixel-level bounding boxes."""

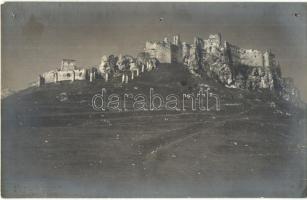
[{"left": 2, "top": 64, "right": 306, "bottom": 197}]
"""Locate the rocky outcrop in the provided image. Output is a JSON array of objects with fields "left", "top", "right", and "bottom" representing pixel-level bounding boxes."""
[{"left": 183, "top": 33, "right": 302, "bottom": 106}]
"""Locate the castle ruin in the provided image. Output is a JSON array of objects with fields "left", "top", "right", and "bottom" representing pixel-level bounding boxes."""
[
  {"left": 144, "top": 35, "right": 183, "bottom": 64},
  {"left": 37, "top": 33, "right": 300, "bottom": 105},
  {"left": 38, "top": 59, "right": 86, "bottom": 86},
  {"left": 144, "top": 33, "right": 285, "bottom": 90}
]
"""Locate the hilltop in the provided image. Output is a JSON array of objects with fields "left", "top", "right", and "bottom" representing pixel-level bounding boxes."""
[
  {"left": 32, "top": 33, "right": 304, "bottom": 109},
  {"left": 2, "top": 63, "right": 306, "bottom": 197}
]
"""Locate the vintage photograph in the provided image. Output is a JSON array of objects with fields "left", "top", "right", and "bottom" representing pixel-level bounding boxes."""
[{"left": 1, "top": 2, "right": 307, "bottom": 197}]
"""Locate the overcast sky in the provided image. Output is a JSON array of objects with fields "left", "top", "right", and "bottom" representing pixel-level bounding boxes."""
[{"left": 1, "top": 2, "right": 307, "bottom": 101}]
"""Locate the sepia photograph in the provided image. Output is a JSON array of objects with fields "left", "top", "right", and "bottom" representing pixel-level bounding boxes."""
[{"left": 1, "top": 2, "right": 307, "bottom": 197}]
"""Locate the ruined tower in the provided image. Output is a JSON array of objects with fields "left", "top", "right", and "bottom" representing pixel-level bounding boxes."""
[
  {"left": 173, "top": 35, "right": 181, "bottom": 46},
  {"left": 182, "top": 42, "right": 191, "bottom": 58},
  {"left": 61, "top": 59, "right": 77, "bottom": 71},
  {"left": 263, "top": 50, "right": 276, "bottom": 68}
]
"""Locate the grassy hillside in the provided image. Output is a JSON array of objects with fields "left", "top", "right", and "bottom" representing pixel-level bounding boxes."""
[{"left": 2, "top": 64, "right": 306, "bottom": 197}]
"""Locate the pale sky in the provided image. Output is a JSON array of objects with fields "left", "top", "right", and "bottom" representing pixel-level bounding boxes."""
[{"left": 1, "top": 2, "right": 307, "bottom": 101}]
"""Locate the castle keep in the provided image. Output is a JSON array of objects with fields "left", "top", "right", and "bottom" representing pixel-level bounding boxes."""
[{"left": 144, "top": 35, "right": 183, "bottom": 64}]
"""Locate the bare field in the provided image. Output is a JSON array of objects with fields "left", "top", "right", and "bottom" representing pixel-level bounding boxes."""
[{"left": 2, "top": 64, "right": 306, "bottom": 197}]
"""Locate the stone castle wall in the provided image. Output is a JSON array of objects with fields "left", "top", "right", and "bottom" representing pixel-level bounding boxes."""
[
  {"left": 178, "top": 33, "right": 288, "bottom": 93},
  {"left": 41, "top": 61, "right": 87, "bottom": 85},
  {"left": 57, "top": 71, "right": 75, "bottom": 82},
  {"left": 37, "top": 33, "right": 300, "bottom": 106},
  {"left": 228, "top": 44, "right": 264, "bottom": 67},
  {"left": 204, "top": 33, "right": 222, "bottom": 50},
  {"left": 43, "top": 70, "right": 57, "bottom": 83},
  {"left": 171, "top": 45, "right": 183, "bottom": 63},
  {"left": 145, "top": 41, "right": 171, "bottom": 63},
  {"left": 144, "top": 35, "right": 184, "bottom": 64},
  {"left": 263, "top": 51, "right": 276, "bottom": 68},
  {"left": 182, "top": 42, "right": 191, "bottom": 58},
  {"left": 61, "top": 59, "right": 77, "bottom": 71},
  {"left": 74, "top": 69, "right": 87, "bottom": 80}
]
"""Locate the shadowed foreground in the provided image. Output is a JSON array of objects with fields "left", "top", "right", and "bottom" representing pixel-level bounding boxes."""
[{"left": 2, "top": 64, "right": 306, "bottom": 197}]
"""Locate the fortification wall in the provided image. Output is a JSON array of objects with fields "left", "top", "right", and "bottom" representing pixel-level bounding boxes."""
[
  {"left": 182, "top": 43, "right": 191, "bottom": 58},
  {"left": 61, "top": 59, "right": 76, "bottom": 71},
  {"left": 74, "top": 69, "right": 87, "bottom": 80},
  {"left": 171, "top": 45, "right": 183, "bottom": 63},
  {"left": 229, "top": 44, "right": 264, "bottom": 67},
  {"left": 263, "top": 51, "right": 276, "bottom": 67},
  {"left": 43, "top": 71, "right": 56, "bottom": 83},
  {"left": 204, "top": 34, "right": 222, "bottom": 50},
  {"left": 157, "top": 47, "right": 171, "bottom": 63},
  {"left": 57, "top": 70, "right": 75, "bottom": 82},
  {"left": 145, "top": 41, "right": 171, "bottom": 63}
]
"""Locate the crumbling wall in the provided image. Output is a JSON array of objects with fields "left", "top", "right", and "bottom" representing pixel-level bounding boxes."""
[
  {"left": 61, "top": 59, "right": 77, "bottom": 71},
  {"left": 204, "top": 34, "right": 221, "bottom": 48},
  {"left": 245, "top": 67, "right": 274, "bottom": 90},
  {"left": 36, "top": 34, "right": 300, "bottom": 107},
  {"left": 171, "top": 35, "right": 183, "bottom": 63},
  {"left": 145, "top": 35, "right": 184, "bottom": 64},
  {"left": 203, "top": 33, "right": 223, "bottom": 57},
  {"left": 145, "top": 41, "right": 171, "bottom": 63},
  {"left": 263, "top": 51, "right": 276, "bottom": 67},
  {"left": 57, "top": 70, "right": 75, "bottom": 82},
  {"left": 186, "top": 33, "right": 279, "bottom": 90},
  {"left": 74, "top": 69, "right": 86, "bottom": 80},
  {"left": 276, "top": 77, "right": 302, "bottom": 106},
  {"left": 171, "top": 45, "right": 182, "bottom": 63},
  {"left": 173, "top": 35, "right": 181, "bottom": 46},
  {"left": 228, "top": 44, "right": 264, "bottom": 67},
  {"left": 155, "top": 45, "right": 171, "bottom": 63},
  {"left": 182, "top": 42, "right": 191, "bottom": 59},
  {"left": 193, "top": 37, "right": 205, "bottom": 66},
  {"left": 43, "top": 71, "right": 57, "bottom": 83}
]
